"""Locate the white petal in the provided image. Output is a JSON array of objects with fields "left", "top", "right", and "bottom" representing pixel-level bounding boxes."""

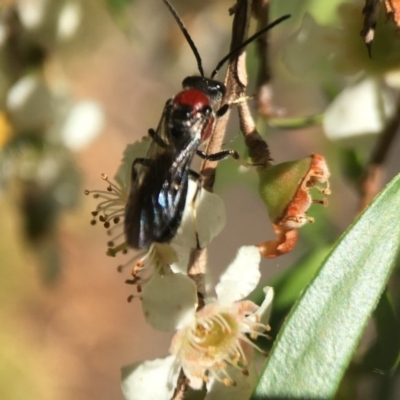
[
  {"left": 205, "top": 363, "right": 258, "bottom": 400},
  {"left": 168, "top": 244, "right": 190, "bottom": 274},
  {"left": 215, "top": 246, "right": 261, "bottom": 305},
  {"left": 61, "top": 101, "right": 104, "bottom": 150},
  {"left": 152, "top": 243, "right": 179, "bottom": 266},
  {"left": 195, "top": 186, "right": 226, "bottom": 247},
  {"left": 121, "top": 356, "right": 180, "bottom": 400},
  {"left": 114, "top": 138, "right": 151, "bottom": 189},
  {"left": 173, "top": 181, "right": 226, "bottom": 248},
  {"left": 324, "top": 78, "right": 397, "bottom": 140},
  {"left": 256, "top": 286, "right": 274, "bottom": 325},
  {"left": 142, "top": 272, "right": 197, "bottom": 331}
]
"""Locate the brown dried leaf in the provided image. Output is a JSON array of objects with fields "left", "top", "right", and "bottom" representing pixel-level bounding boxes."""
[{"left": 257, "top": 225, "right": 298, "bottom": 258}]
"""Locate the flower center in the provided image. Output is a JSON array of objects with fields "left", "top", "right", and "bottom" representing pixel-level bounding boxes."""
[{"left": 194, "top": 312, "right": 237, "bottom": 352}]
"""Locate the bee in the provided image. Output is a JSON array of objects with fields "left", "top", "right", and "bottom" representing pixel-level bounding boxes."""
[{"left": 124, "top": 0, "right": 289, "bottom": 249}]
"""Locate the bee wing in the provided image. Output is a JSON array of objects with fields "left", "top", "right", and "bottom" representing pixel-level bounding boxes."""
[{"left": 125, "top": 110, "right": 199, "bottom": 249}]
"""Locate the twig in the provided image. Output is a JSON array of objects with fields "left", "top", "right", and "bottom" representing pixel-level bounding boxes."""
[
  {"left": 359, "top": 97, "right": 400, "bottom": 210},
  {"left": 233, "top": 0, "right": 274, "bottom": 167},
  {"left": 171, "top": 369, "right": 187, "bottom": 400},
  {"left": 359, "top": 164, "right": 384, "bottom": 211},
  {"left": 238, "top": 96, "right": 272, "bottom": 167},
  {"left": 187, "top": 248, "right": 207, "bottom": 296},
  {"left": 187, "top": 0, "right": 255, "bottom": 289},
  {"left": 201, "top": 0, "right": 252, "bottom": 190},
  {"left": 252, "top": 0, "right": 274, "bottom": 116}
]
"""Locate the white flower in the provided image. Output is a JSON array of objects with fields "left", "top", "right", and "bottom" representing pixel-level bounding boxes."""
[
  {"left": 169, "top": 298, "right": 268, "bottom": 390},
  {"left": 85, "top": 138, "right": 226, "bottom": 272},
  {"left": 324, "top": 77, "right": 397, "bottom": 141},
  {"left": 121, "top": 246, "right": 274, "bottom": 400},
  {"left": 86, "top": 139, "right": 227, "bottom": 332}
]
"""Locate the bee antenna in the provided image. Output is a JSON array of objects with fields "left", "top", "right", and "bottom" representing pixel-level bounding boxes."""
[
  {"left": 163, "top": 0, "right": 205, "bottom": 78},
  {"left": 211, "top": 14, "right": 291, "bottom": 79}
]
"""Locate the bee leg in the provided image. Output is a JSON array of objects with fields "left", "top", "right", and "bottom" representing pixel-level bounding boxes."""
[
  {"left": 147, "top": 99, "right": 172, "bottom": 147},
  {"left": 196, "top": 149, "right": 240, "bottom": 162},
  {"left": 216, "top": 104, "right": 229, "bottom": 117},
  {"left": 197, "top": 149, "right": 256, "bottom": 168},
  {"left": 188, "top": 170, "right": 201, "bottom": 181},
  {"left": 192, "top": 180, "right": 202, "bottom": 250},
  {"left": 148, "top": 128, "right": 169, "bottom": 148}
]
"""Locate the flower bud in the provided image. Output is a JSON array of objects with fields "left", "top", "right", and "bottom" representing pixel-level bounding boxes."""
[{"left": 257, "top": 154, "right": 330, "bottom": 257}]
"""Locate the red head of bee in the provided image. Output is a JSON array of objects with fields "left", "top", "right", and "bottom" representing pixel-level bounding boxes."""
[
  {"left": 172, "top": 88, "right": 213, "bottom": 142},
  {"left": 168, "top": 76, "right": 226, "bottom": 144},
  {"left": 173, "top": 89, "right": 210, "bottom": 113}
]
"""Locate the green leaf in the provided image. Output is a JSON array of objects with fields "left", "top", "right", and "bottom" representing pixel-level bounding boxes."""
[{"left": 252, "top": 172, "right": 400, "bottom": 399}]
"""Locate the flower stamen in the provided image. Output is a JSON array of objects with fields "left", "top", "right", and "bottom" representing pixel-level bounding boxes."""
[
  {"left": 85, "top": 173, "right": 128, "bottom": 231},
  {"left": 171, "top": 297, "right": 272, "bottom": 391}
]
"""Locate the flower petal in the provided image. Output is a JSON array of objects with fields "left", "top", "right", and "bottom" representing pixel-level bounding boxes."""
[
  {"left": 168, "top": 244, "right": 190, "bottom": 274},
  {"left": 173, "top": 181, "right": 226, "bottom": 249},
  {"left": 114, "top": 138, "right": 151, "bottom": 189},
  {"left": 152, "top": 243, "right": 179, "bottom": 266},
  {"left": 324, "top": 78, "right": 396, "bottom": 140},
  {"left": 215, "top": 246, "right": 261, "bottom": 305},
  {"left": 205, "top": 362, "right": 258, "bottom": 400},
  {"left": 256, "top": 286, "right": 274, "bottom": 325},
  {"left": 121, "top": 355, "right": 179, "bottom": 400},
  {"left": 142, "top": 272, "right": 197, "bottom": 331}
]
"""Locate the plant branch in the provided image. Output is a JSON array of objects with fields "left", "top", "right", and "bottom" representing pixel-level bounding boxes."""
[
  {"left": 200, "top": 0, "right": 253, "bottom": 190},
  {"left": 252, "top": 0, "right": 275, "bottom": 116},
  {"left": 359, "top": 97, "right": 400, "bottom": 210},
  {"left": 171, "top": 369, "right": 187, "bottom": 400},
  {"left": 187, "top": 0, "right": 255, "bottom": 288}
]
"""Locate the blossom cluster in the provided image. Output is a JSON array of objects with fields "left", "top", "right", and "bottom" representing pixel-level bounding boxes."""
[
  {"left": 86, "top": 140, "right": 276, "bottom": 400},
  {"left": 86, "top": 126, "right": 332, "bottom": 399}
]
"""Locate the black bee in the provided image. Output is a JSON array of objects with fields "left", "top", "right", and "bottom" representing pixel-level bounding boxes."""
[{"left": 124, "top": 0, "right": 290, "bottom": 249}]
